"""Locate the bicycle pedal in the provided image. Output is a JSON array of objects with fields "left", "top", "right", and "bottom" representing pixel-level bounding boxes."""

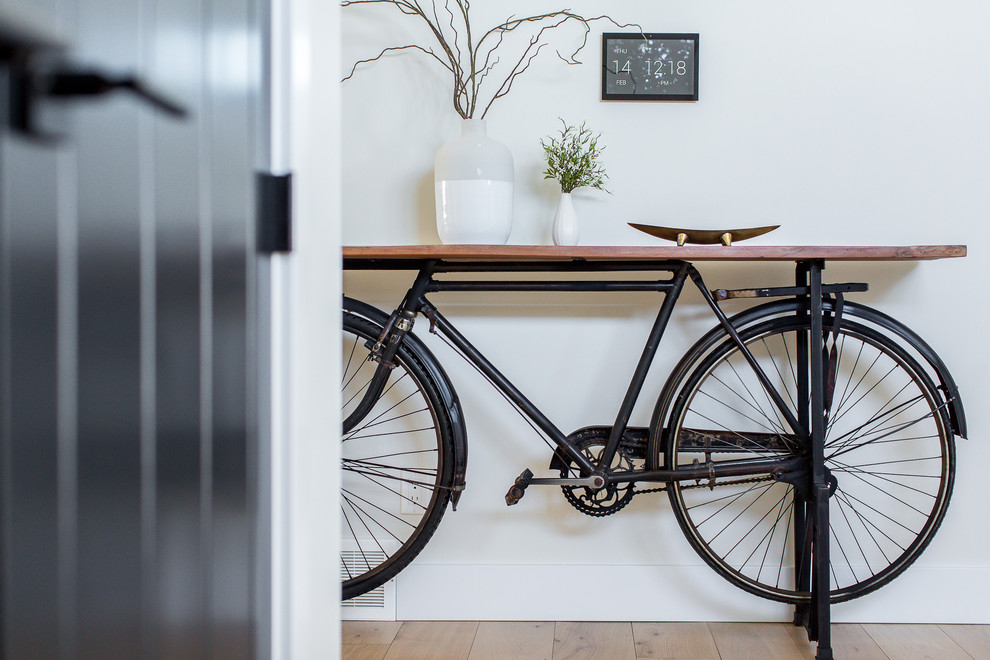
[{"left": 504, "top": 468, "right": 534, "bottom": 506}]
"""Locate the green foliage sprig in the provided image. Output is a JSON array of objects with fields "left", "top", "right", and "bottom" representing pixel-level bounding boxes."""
[{"left": 541, "top": 120, "right": 609, "bottom": 194}]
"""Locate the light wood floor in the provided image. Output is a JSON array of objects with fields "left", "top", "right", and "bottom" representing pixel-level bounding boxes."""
[{"left": 342, "top": 621, "right": 990, "bottom": 660}]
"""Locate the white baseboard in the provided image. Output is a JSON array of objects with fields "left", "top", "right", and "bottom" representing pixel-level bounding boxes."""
[{"left": 388, "top": 563, "right": 990, "bottom": 624}]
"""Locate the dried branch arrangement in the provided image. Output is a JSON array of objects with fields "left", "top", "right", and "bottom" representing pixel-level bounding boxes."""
[{"left": 341, "top": 0, "right": 633, "bottom": 119}]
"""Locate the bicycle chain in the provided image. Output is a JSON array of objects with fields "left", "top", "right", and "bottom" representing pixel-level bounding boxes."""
[
  {"left": 633, "top": 474, "right": 774, "bottom": 496},
  {"left": 561, "top": 485, "right": 635, "bottom": 517}
]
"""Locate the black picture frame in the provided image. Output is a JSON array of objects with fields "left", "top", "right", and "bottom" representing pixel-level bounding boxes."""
[{"left": 602, "top": 33, "right": 699, "bottom": 101}]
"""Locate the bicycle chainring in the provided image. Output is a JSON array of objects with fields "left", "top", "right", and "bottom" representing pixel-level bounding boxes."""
[{"left": 556, "top": 430, "right": 642, "bottom": 517}]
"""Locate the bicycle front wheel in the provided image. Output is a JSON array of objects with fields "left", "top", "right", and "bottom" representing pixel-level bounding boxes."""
[
  {"left": 663, "top": 315, "right": 954, "bottom": 604},
  {"left": 341, "top": 310, "right": 455, "bottom": 600}
]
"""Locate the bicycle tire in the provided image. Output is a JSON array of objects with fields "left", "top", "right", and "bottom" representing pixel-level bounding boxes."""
[
  {"left": 659, "top": 314, "right": 954, "bottom": 604},
  {"left": 341, "top": 310, "right": 455, "bottom": 600}
]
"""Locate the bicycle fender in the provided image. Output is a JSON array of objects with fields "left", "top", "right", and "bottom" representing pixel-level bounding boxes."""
[
  {"left": 841, "top": 301, "right": 967, "bottom": 439},
  {"left": 343, "top": 296, "right": 470, "bottom": 507},
  {"left": 653, "top": 299, "right": 966, "bottom": 440}
]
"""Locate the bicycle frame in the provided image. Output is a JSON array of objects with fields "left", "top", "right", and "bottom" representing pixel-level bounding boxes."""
[{"left": 364, "top": 258, "right": 838, "bottom": 489}]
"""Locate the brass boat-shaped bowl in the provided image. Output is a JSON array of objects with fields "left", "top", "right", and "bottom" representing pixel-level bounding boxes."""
[{"left": 629, "top": 223, "right": 780, "bottom": 246}]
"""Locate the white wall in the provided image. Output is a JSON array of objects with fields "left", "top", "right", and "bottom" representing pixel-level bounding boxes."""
[{"left": 339, "top": 0, "right": 990, "bottom": 623}]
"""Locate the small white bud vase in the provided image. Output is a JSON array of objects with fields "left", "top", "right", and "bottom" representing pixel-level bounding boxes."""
[
  {"left": 551, "top": 192, "right": 579, "bottom": 246},
  {"left": 434, "top": 119, "right": 514, "bottom": 244}
]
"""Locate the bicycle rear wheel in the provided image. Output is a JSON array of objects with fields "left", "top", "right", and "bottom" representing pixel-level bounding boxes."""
[
  {"left": 663, "top": 315, "right": 954, "bottom": 604},
  {"left": 341, "top": 310, "right": 455, "bottom": 600}
]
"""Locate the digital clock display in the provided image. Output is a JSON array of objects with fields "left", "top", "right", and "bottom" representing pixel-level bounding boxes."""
[{"left": 602, "top": 33, "right": 699, "bottom": 101}]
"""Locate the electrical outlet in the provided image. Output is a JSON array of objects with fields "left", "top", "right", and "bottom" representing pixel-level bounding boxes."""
[{"left": 400, "top": 478, "right": 429, "bottom": 515}]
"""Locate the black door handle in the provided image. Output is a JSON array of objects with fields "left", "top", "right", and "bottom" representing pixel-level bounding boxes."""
[
  {"left": 45, "top": 70, "right": 188, "bottom": 118},
  {"left": 4, "top": 16, "right": 188, "bottom": 136}
]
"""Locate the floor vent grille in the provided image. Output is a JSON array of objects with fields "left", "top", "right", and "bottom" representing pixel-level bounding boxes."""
[{"left": 341, "top": 549, "right": 395, "bottom": 620}]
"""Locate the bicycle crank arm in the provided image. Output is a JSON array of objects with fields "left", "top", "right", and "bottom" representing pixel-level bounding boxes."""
[
  {"left": 529, "top": 475, "right": 606, "bottom": 488},
  {"left": 505, "top": 468, "right": 605, "bottom": 506}
]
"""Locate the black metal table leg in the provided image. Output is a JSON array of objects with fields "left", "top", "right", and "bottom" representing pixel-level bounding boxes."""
[
  {"left": 792, "top": 262, "right": 812, "bottom": 631},
  {"left": 805, "top": 260, "right": 833, "bottom": 660}
]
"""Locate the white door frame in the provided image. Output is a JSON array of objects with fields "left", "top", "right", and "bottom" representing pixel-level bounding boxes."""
[{"left": 268, "top": 0, "right": 342, "bottom": 657}]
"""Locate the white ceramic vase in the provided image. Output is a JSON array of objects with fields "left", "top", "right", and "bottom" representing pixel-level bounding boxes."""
[
  {"left": 552, "top": 192, "right": 579, "bottom": 246},
  {"left": 434, "top": 119, "right": 514, "bottom": 244}
]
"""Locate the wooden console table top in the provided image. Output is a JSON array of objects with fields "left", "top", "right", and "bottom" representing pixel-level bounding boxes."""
[{"left": 343, "top": 244, "right": 966, "bottom": 268}]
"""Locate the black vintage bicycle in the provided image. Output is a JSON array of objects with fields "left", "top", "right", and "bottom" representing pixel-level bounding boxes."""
[{"left": 340, "top": 246, "right": 966, "bottom": 659}]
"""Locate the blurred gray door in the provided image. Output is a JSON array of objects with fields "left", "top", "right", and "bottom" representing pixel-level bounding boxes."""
[{"left": 1, "top": 0, "right": 267, "bottom": 657}]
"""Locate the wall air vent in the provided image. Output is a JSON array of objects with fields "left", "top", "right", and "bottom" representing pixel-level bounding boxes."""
[{"left": 340, "top": 549, "right": 396, "bottom": 620}]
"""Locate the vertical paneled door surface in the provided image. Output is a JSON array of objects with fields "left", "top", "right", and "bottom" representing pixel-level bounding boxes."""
[{"left": 0, "top": 0, "right": 268, "bottom": 657}]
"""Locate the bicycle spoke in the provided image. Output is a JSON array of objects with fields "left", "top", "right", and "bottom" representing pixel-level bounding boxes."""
[
  {"left": 828, "top": 348, "right": 881, "bottom": 426},
  {"left": 341, "top": 346, "right": 368, "bottom": 392},
  {"left": 742, "top": 489, "right": 792, "bottom": 581},
  {"left": 826, "top": 361, "right": 896, "bottom": 433},
  {"left": 342, "top": 336, "right": 361, "bottom": 387},
  {"left": 724, "top": 360, "right": 789, "bottom": 436},
  {"left": 828, "top": 397, "right": 933, "bottom": 453},
  {"left": 827, "top": 334, "right": 859, "bottom": 436},
  {"left": 343, "top": 462, "right": 439, "bottom": 489},
  {"left": 832, "top": 492, "right": 876, "bottom": 578},
  {"left": 830, "top": 463, "right": 935, "bottom": 520},
  {"left": 831, "top": 458, "right": 941, "bottom": 499},
  {"left": 846, "top": 384, "right": 918, "bottom": 440},
  {"left": 826, "top": 389, "right": 920, "bottom": 453},
  {"left": 695, "top": 389, "right": 786, "bottom": 441},
  {"left": 342, "top": 495, "right": 394, "bottom": 552},
  {"left": 838, "top": 454, "right": 941, "bottom": 472},
  {"left": 833, "top": 434, "right": 941, "bottom": 455},
  {"left": 343, "top": 457, "right": 439, "bottom": 481},
  {"left": 828, "top": 403, "right": 944, "bottom": 462},
  {"left": 345, "top": 425, "right": 437, "bottom": 442},
  {"left": 346, "top": 448, "right": 439, "bottom": 462},
  {"left": 835, "top": 488, "right": 915, "bottom": 540},
  {"left": 793, "top": 506, "right": 814, "bottom": 594},
  {"left": 719, "top": 360, "right": 790, "bottom": 437},
  {"left": 344, "top": 378, "right": 417, "bottom": 440},
  {"left": 346, "top": 407, "right": 432, "bottom": 435},
  {"left": 763, "top": 335, "right": 799, "bottom": 415},
  {"left": 775, "top": 502, "right": 795, "bottom": 590},
  {"left": 829, "top": 518, "right": 860, "bottom": 586},
  {"left": 833, "top": 489, "right": 895, "bottom": 565},
  {"left": 342, "top": 352, "right": 405, "bottom": 408},
  {"left": 828, "top": 330, "right": 847, "bottom": 402},
  {"left": 340, "top": 503, "right": 372, "bottom": 574},
  {"left": 342, "top": 487, "right": 419, "bottom": 532},
  {"left": 704, "top": 483, "right": 779, "bottom": 547},
  {"left": 345, "top": 462, "right": 439, "bottom": 494},
  {"left": 342, "top": 371, "right": 373, "bottom": 412},
  {"left": 686, "top": 480, "right": 773, "bottom": 521},
  {"left": 749, "top": 346, "right": 796, "bottom": 438}
]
